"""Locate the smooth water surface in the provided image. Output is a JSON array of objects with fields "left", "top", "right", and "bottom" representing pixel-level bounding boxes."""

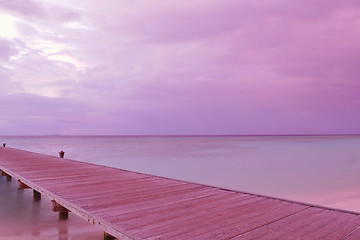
[{"left": 0, "top": 176, "right": 104, "bottom": 240}]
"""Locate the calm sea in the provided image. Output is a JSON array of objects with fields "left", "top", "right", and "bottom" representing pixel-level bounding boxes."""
[{"left": 1, "top": 135, "right": 359, "bottom": 239}]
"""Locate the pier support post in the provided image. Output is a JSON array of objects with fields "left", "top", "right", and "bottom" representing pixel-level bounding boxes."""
[
  {"left": 51, "top": 200, "right": 70, "bottom": 220},
  {"left": 59, "top": 151, "right": 65, "bottom": 158},
  {"left": 33, "top": 190, "right": 41, "bottom": 201},
  {"left": 18, "top": 180, "right": 30, "bottom": 189},
  {"left": 1, "top": 171, "right": 12, "bottom": 181},
  {"left": 104, "top": 232, "right": 116, "bottom": 240},
  {"left": 59, "top": 211, "right": 69, "bottom": 220}
]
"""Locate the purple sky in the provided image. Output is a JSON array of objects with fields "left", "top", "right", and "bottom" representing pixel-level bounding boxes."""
[{"left": 1, "top": 0, "right": 360, "bottom": 135}]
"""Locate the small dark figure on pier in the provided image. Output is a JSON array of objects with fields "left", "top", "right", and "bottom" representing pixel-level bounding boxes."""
[
  {"left": 59, "top": 151, "right": 65, "bottom": 158},
  {"left": 3, "top": 143, "right": 5, "bottom": 147}
]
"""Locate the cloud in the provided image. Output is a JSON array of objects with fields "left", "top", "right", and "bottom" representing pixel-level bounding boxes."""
[
  {"left": 0, "top": 38, "right": 18, "bottom": 60},
  {"left": 1, "top": 0, "right": 360, "bottom": 134},
  {"left": 0, "top": 0, "right": 45, "bottom": 17},
  {"left": 5, "top": 45, "right": 78, "bottom": 97},
  {"left": 15, "top": 21, "right": 39, "bottom": 36},
  {"left": 0, "top": 93, "right": 100, "bottom": 135},
  {"left": 0, "top": 0, "right": 82, "bottom": 22}
]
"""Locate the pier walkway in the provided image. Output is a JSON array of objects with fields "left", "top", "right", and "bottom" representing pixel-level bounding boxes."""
[{"left": 0, "top": 147, "right": 359, "bottom": 239}]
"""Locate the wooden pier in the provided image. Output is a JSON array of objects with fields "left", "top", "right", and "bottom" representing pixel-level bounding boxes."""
[{"left": 0, "top": 147, "right": 359, "bottom": 239}]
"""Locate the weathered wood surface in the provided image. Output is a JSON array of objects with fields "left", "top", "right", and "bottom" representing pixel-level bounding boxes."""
[{"left": 0, "top": 147, "right": 359, "bottom": 239}]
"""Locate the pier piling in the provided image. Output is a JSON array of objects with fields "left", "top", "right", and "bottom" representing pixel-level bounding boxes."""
[
  {"left": 33, "top": 190, "right": 41, "bottom": 201},
  {"left": 1, "top": 170, "right": 12, "bottom": 180},
  {"left": 18, "top": 180, "right": 30, "bottom": 189},
  {"left": 59, "top": 151, "right": 65, "bottom": 158},
  {"left": 104, "top": 232, "right": 116, "bottom": 240},
  {"left": 51, "top": 200, "right": 70, "bottom": 220}
]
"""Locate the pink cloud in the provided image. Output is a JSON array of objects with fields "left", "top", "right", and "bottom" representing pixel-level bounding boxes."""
[
  {"left": 1, "top": 0, "right": 360, "bottom": 135},
  {"left": 0, "top": 39, "right": 18, "bottom": 60},
  {"left": 0, "top": 0, "right": 82, "bottom": 25},
  {"left": 0, "top": 0, "right": 45, "bottom": 17}
]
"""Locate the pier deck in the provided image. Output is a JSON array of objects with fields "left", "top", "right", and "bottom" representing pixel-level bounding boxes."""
[{"left": 0, "top": 147, "right": 359, "bottom": 239}]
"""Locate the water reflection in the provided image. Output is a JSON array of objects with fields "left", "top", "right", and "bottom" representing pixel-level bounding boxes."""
[
  {"left": 0, "top": 175, "right": 103, "bottom": 240},
  {"left": 58, "top": 221, "right": 69, "bottom": 240},
  {"left": 31, "top": 192, "right": 41, "bottom": 237}
]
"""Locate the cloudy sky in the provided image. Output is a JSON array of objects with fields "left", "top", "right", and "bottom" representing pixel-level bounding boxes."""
[{"left": 0, "top": 0, "right": 360, "bottom": 135}]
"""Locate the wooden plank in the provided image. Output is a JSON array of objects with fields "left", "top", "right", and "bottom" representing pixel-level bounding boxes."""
[
  {"left": 300, "top": 211, "right": 360, "bottom": 239},
  {"left": 184, "top": 203, "right": 307, "bottom": 240},
  {"left": 231, "top": 207, "right": 329, "bottom": 239},
  {"left": 343, "top": 227, "right": 360, "bottom": 240},
  {"left": 76, "top": 185, "right": 209, "bottom": 210},
  {"left": 137, "top": 199, "right": 305, "bottom": 239},
  {"left": 62, "top": 181, "right": 194, "bottom": 203},
  {"left": 129, "top": 196, "right": 266, "bottom": 239},
  {"left": 105, "top": 191, "right": 250, "bottom": 225},
  {"left": 91, "top": 188, "right": 222, "bottom": 217}
]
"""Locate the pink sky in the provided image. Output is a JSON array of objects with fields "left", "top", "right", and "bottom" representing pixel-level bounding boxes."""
[{"left": 0, "top": 0, "right": 360, "bottom": 135}]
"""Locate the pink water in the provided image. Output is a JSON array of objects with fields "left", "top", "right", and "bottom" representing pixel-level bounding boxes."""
[{"left": 0, "top": 176, "right": 103, "bottom": 240}]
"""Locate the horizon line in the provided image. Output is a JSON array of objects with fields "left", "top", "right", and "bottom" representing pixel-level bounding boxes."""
[{"left": 1, "top": 134, "right": 360, "bottom": 137}]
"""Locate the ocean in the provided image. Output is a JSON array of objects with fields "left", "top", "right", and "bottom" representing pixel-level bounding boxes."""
[{"left": 1, "top": 135, "right": 359, "bottom": 239}]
